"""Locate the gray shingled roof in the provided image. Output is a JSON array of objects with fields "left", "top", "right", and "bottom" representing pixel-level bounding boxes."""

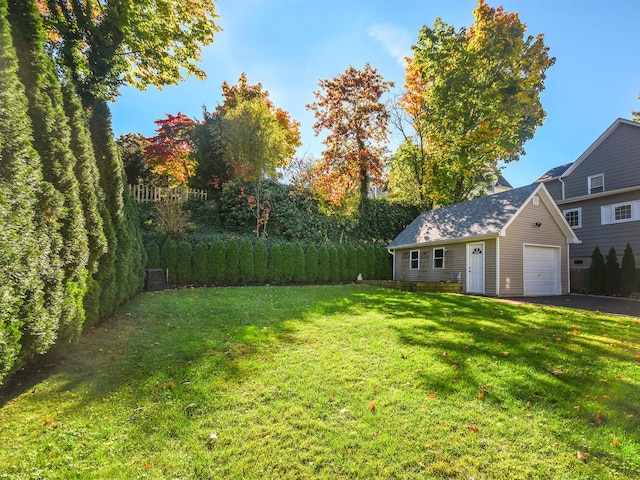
[
  {"left": 535, "top": 162, "right": 573, "bottom": 182},
  {"left": 388, "top": 183, "right": 540, "bottom": 249}
]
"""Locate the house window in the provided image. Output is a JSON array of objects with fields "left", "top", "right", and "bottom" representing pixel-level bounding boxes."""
[
  {"left": 615, "top": 204, "right": 632, "bottom": 221},
  {"left": 410, "top": 250, "right": 420, "bottom": 270},
  {"left": 588, "top": 174, "right": 604, "bottom": 194},
  {"left": 601, "top": 201, "right": 640, "bottom": 225},
  {"left": 563, "top": 208, "right": 581, "bottom": 229},
  {"left": 433, "top": 248, "right": 445, "bottom": 269}
]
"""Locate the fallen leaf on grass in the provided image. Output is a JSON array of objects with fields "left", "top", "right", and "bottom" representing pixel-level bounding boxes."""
[
  {"left": 477, "top": 392, "right": 484, "bottom": 400},
  {"left": 143, "top": 463, "right": 153, "bottom": 470},
  {"left": 44, "top": 419, "right": 53, "bottom": 426},
  {"left": 184, "top": 403, "right": 197, "bottom": 412},
  {"left": 467, "top": 424, "right": 480, "bottom": 433},
  {"left": 612, "top": 437, "right": 620, "bottom": 447},
  {"left": 369, "top": 402, "right": 376, "bottom": 412},
  {"left": 340, "top": 408, "right": 349, "bottom": 414},
  {"left": 209, "top": 432, "right": 218, "bottom": 440},
  {"left": 576, "top": 451, "right": 589, "bottom": 461},
  {"left": 428, "top": 393, "right": 437, "bottom": 399},
  {"left": 595, "top": 412, "right": 602, "bottom": 424},
  {"left": 373, "top": 431, "right": 379, "bottom": 437}
]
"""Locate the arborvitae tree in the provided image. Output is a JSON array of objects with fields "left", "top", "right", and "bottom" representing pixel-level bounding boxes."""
[
  {"left": 8, "top": 0, "right": 89, "bottom": 347},
  {"left": 305, "top": 245, "right": 319, "bottom": 283},
  {"left": 281, "top": 243, "right": 294, "bottom": 283},
  {"left": 193, "top": 242, "right": 209, "bottom": 284},
  {"left": 604, "top": 247, "right": 621, "bottom": 295},
  {"left": 318, "top": 245, "right": 330, "bottom": 282},
  {"left": 209, "top": 239, "right": 226, "bottom": 284},
  {"left": 328, "top": 246, "right": 340, "bottom": 283},
  {"left": 376, "top": 248, "right": 392, "bottom": 280},
  {"left": 175, "top": 240, "right": 193, "bottom": 284},
  {"left": 621, "top": 243, "right": 637, "bottom": 296},
  {"left": 226, "top": 241, "right": 240, "bottom": 284},
  {"left": 161, "top": 239, "right": 178, "bottom": 284},
  {"left": 254, "top": 239, "right": 268, "bottom": 283},
  {"left": 346, "top": 245, "right": 358, "bottom": 281},
  {"left": 292, "top": 242, "right": 306, "bottom": 283},
  {"left": 146, "top": 241, "right": 161, "bottom": 268},
  {"left": 269, "top": 244, "right": 283, "bottom": 284},
  {"left": 0, "top": 0, "right": 48, "bottom": 380},
  {"left": 588, "top": 245, "right": 606, "bottom": 295},
  {"left": 337, "top": 246, "right": 348, "bottom": 282},
  {"left": 366, "top": 246, "right": 377, "bottom": 280},
  {"left": 239, "top": 237, "right": 255, "bottom": 284}
]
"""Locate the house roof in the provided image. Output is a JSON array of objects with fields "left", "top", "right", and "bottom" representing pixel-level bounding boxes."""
[
  {"left": 496, "top": 175, "right": 513, "bottom": 188},
  {"left": 535, "top": 162, "right": 573, "bottom": 182},
  {"left": 388, "top": 182, "right": 579, "bottom": 249}
]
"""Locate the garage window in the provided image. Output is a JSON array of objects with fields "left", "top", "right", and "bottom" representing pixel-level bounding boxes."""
[
  {"left": 410, "top": 250, "right": 419, "bottom": 270},
  {"left": 433, "top": 248, "right": 445, "bottom": 269}
]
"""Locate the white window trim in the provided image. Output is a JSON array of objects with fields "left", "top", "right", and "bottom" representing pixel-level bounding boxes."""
[
  {"left": 563, "top": 207, "right": 582, "bottom": 229},
  {"left": 433, "top": 247, "right": 445, "bottom": 269},
  {"left": 409, "top": 250, "right": 420, "bottom": 270},
  {"left": 588, "top": 173, "right": 604, "bottom": 195},
  {"left": 601, "top": 200, "right": 640, "bottom": 225}
]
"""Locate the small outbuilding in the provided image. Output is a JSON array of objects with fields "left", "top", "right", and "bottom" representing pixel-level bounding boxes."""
[{"left": 387, "top": 183, "right": 580, "bottom": 296}]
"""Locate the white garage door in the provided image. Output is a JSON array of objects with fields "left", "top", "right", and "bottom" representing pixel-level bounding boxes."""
[{"left": 523, "top": 246, "right": 560, "bottom": 296}]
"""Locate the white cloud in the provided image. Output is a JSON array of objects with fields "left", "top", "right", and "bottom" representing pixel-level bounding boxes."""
[{"left": 367, "top": 23, "right": 413, "bottom": 67}]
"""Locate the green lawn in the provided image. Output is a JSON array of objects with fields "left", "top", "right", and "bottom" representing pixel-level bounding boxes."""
[{"left": 1, "top": 285, "right": 639, "bottom": 479}]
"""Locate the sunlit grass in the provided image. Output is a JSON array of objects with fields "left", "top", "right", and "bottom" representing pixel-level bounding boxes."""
[{"left": 1, "top": 285, "right": 639, "bottom": 479}]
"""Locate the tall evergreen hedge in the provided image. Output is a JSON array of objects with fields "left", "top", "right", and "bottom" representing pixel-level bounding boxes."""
[
  {"left": 193, "top": 242, "right": 209, "bottom": 284},
  {"left": 239, "top": 237, "right": 255, "bottom": 284},
  {"left": 175, "top": 241, "right": 193, "bottom": 284},
  {"left": 328, "top": 246, "right": 339, "bottom": 283},
  {"left": 318, "top": 245, "right": 330, "bottom": 282},
  {"left": 209, "top": 240, "right": 226, "bottom": 284},
  {"left": 281, "top": 244, "right": 294, "bottom": 283},
  {"left": 254, "top": 239, "right": 268, "bottom": 283},
  {"left": 588, "top": 245, "right": 606, "bottom": 295},
  {"left": 161, "top": 239, "right": 178, "bottom": 284},
  {"left": 604, "top": 247, "right": 620, "bottom": 295},
  {"left": 268, "top": 244, "right": 283, "bottom": 284},
  {"left": 292, "top": 242, "right": 306, "bottom": 283},
  {"left": 146, "top": 241, "right": 161, "bottom": 268},
  {"left": 226, "top": 241, "right": 240, "bottom": 284},
  {"left": 305, "top": 245, "right": 319, "bottom": 283},
  {"left": 621, "top": 243, "right": 637, "bottom": 296}
]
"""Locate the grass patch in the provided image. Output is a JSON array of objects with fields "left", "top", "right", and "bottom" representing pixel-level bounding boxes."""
[{"left": 1, "top": 285, "right": 639, "bottom": 479}]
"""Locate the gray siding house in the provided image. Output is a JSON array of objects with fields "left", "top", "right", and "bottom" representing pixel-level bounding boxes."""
[
  {"left": 388, "top": 183, "right": 579, "bottom": 296},
  {"left": 536, "top": 118, "right": 640, "bottom": 268}
]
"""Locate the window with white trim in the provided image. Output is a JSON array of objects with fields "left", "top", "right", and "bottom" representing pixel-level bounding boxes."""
[
  {"left": 433, "top": 248, "right": 445, "bottom": 269},
  {"left": 410, "top": 250, "right": 420, "bottom": 270},
  {"left": 563, "top": 208, "right": 581, "bottom": 229},
  {"left": 588, "top": 173, "right": 604, "bottom": 194},
  {"left": 601, "top": 200, "right": 640, "bottom": 225}
]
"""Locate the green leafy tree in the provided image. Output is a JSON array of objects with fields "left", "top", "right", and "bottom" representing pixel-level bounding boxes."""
[
  {"left": 226, "top": 241, "right": 240, "bottom": 284},
  {"left": 193, "top": 241, "right": 209, "bottom": 284},
  {"left": 621, "top": 243, "right": 637, "bottom": 296},
  {"left": 305, "top": 245, "right": 319, "bottom": 283},
  {"left": 117, "top": 133, "right": 150, "bottom": 185},
  {"left": 307, "top": 63, "right": 394, "bottom": 211},
  {"left": 404, "top": 0, "right": 555, "bottom": 206},
  {"left": 588, "top": 245, "right": 606, "bottom": 295},
  {"left": 239, "top": 237, "right": 255, "bottom": 284},
  {"left": 604, "top": 247, "right": 621, "bottom": 295},
  {"left": 254, "top": 239, "right": 268, "bottom": 283},
  {"left": 268, "top": 244, "right": 283, "bottom": 284},
  {"left": 209, "top": 239, "right": 226, "bottom": 284}
]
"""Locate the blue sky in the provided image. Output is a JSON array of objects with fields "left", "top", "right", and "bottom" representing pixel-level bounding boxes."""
[{"left": 110, "top": 0, "right": 640, "bottom": 188}]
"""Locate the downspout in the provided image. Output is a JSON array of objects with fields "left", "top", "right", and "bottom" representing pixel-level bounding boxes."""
[
  {"left": 495, "top": 237, "right": 500, "bottom": 296},
  {"left": 559, "top": 176, "right": 566, "bottom": 200},
  {"left": 387, "top": 249, "right": 396, "bottom": 280}
]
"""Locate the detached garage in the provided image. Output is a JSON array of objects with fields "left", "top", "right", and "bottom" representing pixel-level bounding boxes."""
[{"left": 387, "top": 183, "right": 580, "bottom": 297}]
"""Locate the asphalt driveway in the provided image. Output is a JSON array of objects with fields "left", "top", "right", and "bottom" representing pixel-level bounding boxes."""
[{"left": 502, "top": 294, "right": 640, "bottom": 318}]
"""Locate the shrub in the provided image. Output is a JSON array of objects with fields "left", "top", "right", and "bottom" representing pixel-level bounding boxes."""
[
  {"left": 155, "top": 198, "right": 190, "bottom": 237},
  {"left": 603, "top": 247, "right": 621, "bottom": 295},
  {"left": 209, "top": 240, "right": 226, "bottom": 284},
  {"left": 366, "top": 246, "right": 377, "bottom": 280},
  {"left": 346, "top": 245, "right": 358, "bottom": 281},
  {"left": 328, "top": 246, "right": 339, "bottom": 283},
  {"left": 588, "top": 245, "right": 606, "bottom": 295},
  {"left": 254, "top": 239, "right": 268, "bottom": 283},
  {"left": 337, "top": 246, "right": 347, "bottom": 282},
  {"left": 226, "top": 241, "right": 240, "bottom": 284},
  {"left": 239, "top": 237, "right": 255, "bottom": 284},
  {"left": 161, "top": 239, "right": 177, "bottom": 284},
  {"left": 305, "top": 245, "right": 318, "bottom": 283},
  {"left": 175, "top": 241, "right": 193, "bottom": 284},
  {"left": 193, "top": 242, "right": 209, "bottom": 284},
  {"left": 292, "top": 242, "right": 306, "bottom": 283},
  {"left": 268, "top": 244, "right": 283, "bottom": 284},
  {"left": 376, "top": 248, "right": 392, "bottom": 280},
  {"left": 281, "top": 244, "right": 294, "bottom": 283},
  {"left": 621, "top": 243, "right": 637, "bottom": 296},
  {"left": 145, "top": 241, "right": 160, "bottom": 268},
  {"left": 318, "top": 245, "right": 330, "bottom": 282}
]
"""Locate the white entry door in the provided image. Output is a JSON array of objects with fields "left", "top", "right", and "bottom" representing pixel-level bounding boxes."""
[{"left": 467, "top": 242, "right": 485, "bottom": 294}]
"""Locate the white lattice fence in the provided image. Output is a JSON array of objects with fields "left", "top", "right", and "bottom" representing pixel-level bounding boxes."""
[{"left": 129, "top": 184, "right": 208, "bottom": 203}]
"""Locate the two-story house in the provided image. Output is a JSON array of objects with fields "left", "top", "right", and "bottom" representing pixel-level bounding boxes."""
[{"left": 536, "top": 118, "right": 640, "bottom": 273}]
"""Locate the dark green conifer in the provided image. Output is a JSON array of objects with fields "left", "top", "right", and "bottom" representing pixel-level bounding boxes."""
[
  {"left": 318, "top": 245, "right": 330, "bottom": 282},
  {"left": 305, "top": 245, "right": 319, "bottom": 283},
  {"left": 292, "top": 242, "right": 306, "bottom": 283},
  {"left": 209, "top": 240, "right": 226, "bottom": 284},
  {"left": 193, "top": 242, "right": 209, "bottom": 284},
  {"left": 226, "top": 241, "right": 240, "bottom": 284},
  {"left": 254, "top": 239, "right": 268, "bottom": 283},
  {"left": 239, "top": 238, "right": 255, "bottom": 284},
  {"left": 588, "top": 245, "right": 606, "bottom": 295},
  {"left": 604, "top": 247, "right": 620, "bottom": 295},
  {"left": 621, "top": 243, "right": 637, "bottom": 296}
]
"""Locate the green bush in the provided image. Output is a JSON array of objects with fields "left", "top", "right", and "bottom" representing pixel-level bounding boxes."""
[
  {"left": 254, "top": 239, "right": 268, "bottom": 283},
  {"left": 145, "top": 241, "right": 160, "bottom": 268},
  {"left": 226, "top": 241, "right": 240, "bottom": 284},
  {"left": 239, "top": 237, "right": 255, "bottom": 284},
  {"left": 209, "top": 240, "right": 226, "bottom": 284},
  {"left": 318, "top": 245, "right": 330, "bottom": 282},
  {"left": 281, "top": 244, "right": 294, "bottom": 283},
  {"left": 621, "top": 243, "right": 637, "bottom": 296},
  {"left": 161, "top": 239, "right": 178, "bottom": 284},
  {"left": 83, "top": 277, "right": 101, "bottom": 329},
  {"left": 588, "top": 245, "right": 606, "bottom": 295},
  {"left": 193, "top": 242, "right": 209, "bottom": 284},
  {"left": 292, "top": 242, "right": 305, "bottom": 283},
  {"left": 328, "top": 246, "right": 339, "bottom": 283},
  {"left": 604, "top": 247, "right": 620, "bottom": 295},
  {"left": 305, "top": 245, "right": 318, "bottom": 283},
  {"left": 175, "top": 241, "right": 193, "bottom": 284},
  {"left": 268, "top": 244, "right": 283, "bottom": 284}
]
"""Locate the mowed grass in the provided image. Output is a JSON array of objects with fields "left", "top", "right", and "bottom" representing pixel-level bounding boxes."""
[{"left": 1, "top": 286, "right": 639, "bottom": 479}]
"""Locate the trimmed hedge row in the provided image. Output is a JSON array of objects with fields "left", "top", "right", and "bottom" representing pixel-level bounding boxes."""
[{"left": 150, "top": 239, "right": 392, "bottom": 286}]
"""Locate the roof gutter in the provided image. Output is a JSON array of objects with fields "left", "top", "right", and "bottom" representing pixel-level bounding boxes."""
[{"left": 387, "top": 232, "right": 501, "bottom": 251}]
